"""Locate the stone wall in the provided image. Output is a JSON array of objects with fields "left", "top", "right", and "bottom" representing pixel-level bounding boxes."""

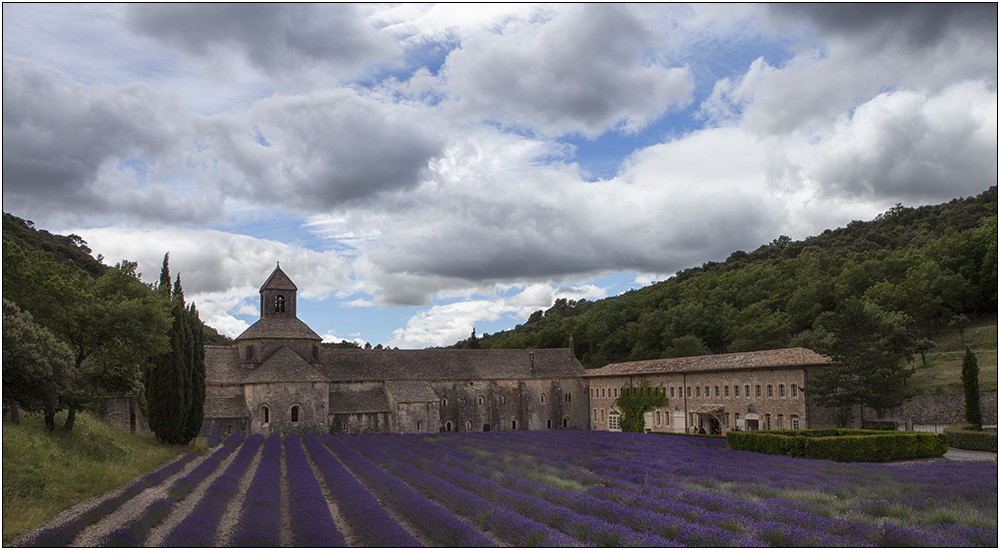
[
  {"left": 88, "top": 396, "right": 151, "bottom": 436},
  {"left": 864, "top": 392, "right": 998, "bottom": 427}
]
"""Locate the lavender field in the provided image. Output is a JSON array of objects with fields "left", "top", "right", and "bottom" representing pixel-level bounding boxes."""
[{"left": 21, "top": 430, "right": 997, "bottom": 547}]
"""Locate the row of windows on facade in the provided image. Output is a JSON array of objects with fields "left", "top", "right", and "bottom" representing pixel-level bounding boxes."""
[
  {"left": 591, "top": 383, "right": 799, "bottom": 400},
  {"left": 440, "top": 392, "right": 571, "bottom": 407},
  {"left": 592, "top": 407, "right": 802, "bottom": 431}
]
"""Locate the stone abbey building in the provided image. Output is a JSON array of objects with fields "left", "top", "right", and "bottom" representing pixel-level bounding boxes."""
[
  {"left": 201, "top": 265, "right": 590, "bottom": 436},
  {"left": 201, "top": 265, "right": 839, "bottom": 437}
]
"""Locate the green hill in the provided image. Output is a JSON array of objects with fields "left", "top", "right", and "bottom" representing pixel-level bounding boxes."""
[
  {"left": 2, "top": 411, "right": 185, "bottom": 545},
  {"left": 458, "top": 187, "right": 997, "bottom": 395}
]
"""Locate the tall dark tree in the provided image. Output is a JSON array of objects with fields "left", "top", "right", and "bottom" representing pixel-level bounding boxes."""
[
  {"left": 145, "top": 256, "right": 206, "bottom": 444},
  {"left": 961, "top": 346, "right": 982, "bottom": 428},
  {"left": 804, "top": 299, "right": 917, "bottom": 426}
]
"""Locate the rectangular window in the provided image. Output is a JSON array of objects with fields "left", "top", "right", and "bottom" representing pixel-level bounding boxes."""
[
  {"left": 745, "top": 385, "right": 751, "bottom": 397},
  {"left": 792, "top": 384, "right": 798, "bottom": 397},
  {"left": 756, "top": 385, "right": 761, "bottom": 398},
  {"left": 609, "top": 414, "right": 620, "bottom": 431},
  {"left": 765, "top": 414, "right": 772, "bottom": 430},
  {"left": 566, "top": 393, "right": 571, "bottom": 403},
  {"left": 725, "top": 385, "right": 730, "bottom": 397},
  {"left": 792, "top": 415, "right": 800, "bottom": 430},
  {"left": 689, "top": 413, "right": 695, "bottom": 426},
  {"left": 715, "top": 386, "right": 719, "bottom": 397},
  {"left": 777, "top": 414, "right": 784, "bottom": 429},
  {"left": 725, "top": 413, "right": 730, "bottom": 428},
  {"left": 696, "top": 386, "right": 700, "bottom": 397},
  {"left": 734, "top": 385, "right": 739, "bottom": 397},
  {"left": 670, "top": 387, "right": 675, "bottom": 398},
  {"left": 601, "top": 409, "right": 605, "bottom": 422},
  {"left": 687, "top": 387, "right": 691, "bottom": 398},
  {"left": 735, "top": 413, "right": 740, "bottom": 426},
  {"left": 705, "top": 386, "right": 710, "bottom": 397}
]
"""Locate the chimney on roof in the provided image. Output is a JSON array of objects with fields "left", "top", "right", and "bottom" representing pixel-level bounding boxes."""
[
  {"left": 529, "top": 350, "right": 535, "bottom": 369},
  {"left": 568, "top": 335, "right": 575, "bottom": 354}
]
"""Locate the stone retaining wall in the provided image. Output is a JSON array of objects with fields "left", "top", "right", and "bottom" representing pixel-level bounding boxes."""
[
  {"left": 864, "top": 391, "right": 997, "bottom": 427},
  {"left": 88, "top": 396, "right": 152, "bottom": 436}
]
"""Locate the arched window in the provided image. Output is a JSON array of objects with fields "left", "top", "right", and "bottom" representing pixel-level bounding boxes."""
[
  {"left": 477, "top": 395, "right": 484, "bottom": 405},
  {"left": 593, "top": 408, "right": 598, "bottom": 421},
  {"left": 246, "top": 344, "right": 254, "bottom": 360},
  {"left": 482, "top": 424, "right": 490, "bottom": 431},
  {"left": 657, "top": 410, "right": 662, "bottom": 425},
  {"left": 725, "top": 385, "right": 730, "bottom": 397},
  {"left": 342, "top": 421, "right": 348, "bottom": 431},
  {"left": 511, "top": 419, "right": 517, "bottom": 430},
  {"left": 540, "top": 393, "right": 547, "bottom": 404},
  {"left": 275, "top": 294, "right": 286, "bottom": 313},
  {"left": 791, "top": 384, "right": 799, "bottom": 397},
  {"left": 601, "top": 409, "right": 605, "bottom": 422},
  {"left": 441, "top": 397, "right": 448, "bottom": 407},
  {"left": 779, "top": 384, "right": 785, "bottom": 397},
  {"left": 670, "top": 387, "right": 675, "bottom": 398},
  {"left": 465, "top": 420, "right": 472, "bottom": 431},
  {"left": 499, "top": 395, "right": 505, "bottom": 405},
  {"left": 546, "top": 418, "right": 552, "bottom": 429},
  {"left": 715, "top": 386, "right": 719, "bottom": 397},
  {"left": 445, "top": 421, "right": 453, "bottom": 432},
  {"left": 291, "top": 405, "right": 300, "bottom": 423},
  {"left": 417, "top": 421, "right": 422, "bottom": 431},
  {"left": 696, "top": 386, "right": 700, "bottom": 397},
  {"left": 745, "top": 385, "right": 750, "bottom": 397},
  {"left": 562, "top": 417, "right": 569, "bottom": 428},
  {"left": 261, "top": 405, "right": 270, "bottom": 425},
  {"left": 227, "top": 424, "right": 233, "bottom": 434},
  {"left": 767, "top": 385, "right": 773, "bottom": 398},
  {"left": 734, "top": 385, "right": 740, "bottom": 397},
  {"left": 791, "top": 414, "right": 800, "bottom": 430},
  {"left": 777, "top": 414, "right": 784, "bottom": 429}
]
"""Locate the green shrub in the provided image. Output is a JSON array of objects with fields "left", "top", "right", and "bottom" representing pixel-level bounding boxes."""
[
  {"left": 726, "top": 430, "right": 948, "bottom": 462},
  {"left": 944, "top": 424, "right": 998, "bottom": 452}
]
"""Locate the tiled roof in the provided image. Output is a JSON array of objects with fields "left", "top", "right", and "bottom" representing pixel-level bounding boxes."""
[
  {"left": 205, "top": 346, "right": 243, "bottom": 384},
  {"left": 330, "top": 387, "right": 390, "bottom": 414},
  {"left": 260, "top": 264, "right": 297, "bottom": 291},
  {"left": 234, "top": 316, "right": 322, "bottom": 341},
  {"left": 582, "top": 348, "right": 832, "bottom": 378},
  {"left": 204, "top": 397, "right": 248, "bottom": 418},
  {"left": 315, "top": 348, "right": 584, "bottom": 382},
  {"left": 242, "top": 347, "right": 329, "bottom": 384},
  {"left": 385, "top": 380, "right": 438, "bottom": 403}
]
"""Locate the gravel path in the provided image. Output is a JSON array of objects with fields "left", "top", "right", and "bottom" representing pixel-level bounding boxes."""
[{"left": 214, "top": 443, "right": 263, "bottom": 547}]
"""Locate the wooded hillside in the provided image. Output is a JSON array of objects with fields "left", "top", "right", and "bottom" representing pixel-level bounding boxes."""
[{"left": 456, "top": 187, "right": 997, "bottom": 374}]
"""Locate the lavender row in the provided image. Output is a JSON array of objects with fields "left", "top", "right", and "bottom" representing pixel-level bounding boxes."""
[
  {"left": 283, "top": 435, "right": 346, "bottom": 546},
  {"left": 342, "top": 434, "right": 583, "bottom": 547},
  {"left": 348, "top": 433, "right": 681, "bottom": 547},
  {"left": 321, "top": 434, "right": 497, "bottom": 547},
  {"left": 230, "top": 434, "right": 282, "bottom": 547},
  {"left": 399, "top": 432, "right": 995, "bottom": 547},
  {"left": 161, "top": 434, "right": 264, "bottom": 547},
  {"left": 302, "top": 434, "right": 422, "bottom": 547},
  {"left": 379, "top": 434, "right": 760, "bottom": 546},
  {"left": 21, "top": 452, "right": 198, "bottom": 547},
  {"left": 101, "top": 436, "right": 242, "bottom": 546}
]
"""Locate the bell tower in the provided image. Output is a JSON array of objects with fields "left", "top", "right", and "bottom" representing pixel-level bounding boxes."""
[{"left": 260, "top": 262, "right": 297, "bottom": 320}]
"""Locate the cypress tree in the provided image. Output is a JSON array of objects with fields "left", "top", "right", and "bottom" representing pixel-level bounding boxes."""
[
  {"left": 961, "top": 346, "right": 982, "bottom": 428},
  {"left": 146, "top": 254, "right": 205, "bottom": 444}
]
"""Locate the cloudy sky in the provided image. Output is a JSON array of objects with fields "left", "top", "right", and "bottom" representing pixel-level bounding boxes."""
[{"left": 4, "top": 4, "right": 997, "bottom": 348}]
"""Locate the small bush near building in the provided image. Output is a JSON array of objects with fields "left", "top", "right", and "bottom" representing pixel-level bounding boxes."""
[
  {"left": 726, "top": 429, "right": 947, "bottom": 462},
  {"left": 944, "top": 424, "right": 998, "bottom": 452}
]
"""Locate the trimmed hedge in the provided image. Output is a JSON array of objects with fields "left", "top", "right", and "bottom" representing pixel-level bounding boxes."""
[
  {"left": 944, "top": 424, "right": 998, "bottom": 452},
  {"left": 726, "top": 429, "right": 947, "bottom": 462}
]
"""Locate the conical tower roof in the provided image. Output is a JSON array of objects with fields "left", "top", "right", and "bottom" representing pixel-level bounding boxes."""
[{"left": 260, "top": 263, "right": 297, "bottom": 292}]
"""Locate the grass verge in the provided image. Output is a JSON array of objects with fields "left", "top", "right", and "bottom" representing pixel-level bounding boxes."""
[{"left": 2, "top": 410, "right": 186, "bottom": 545}]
